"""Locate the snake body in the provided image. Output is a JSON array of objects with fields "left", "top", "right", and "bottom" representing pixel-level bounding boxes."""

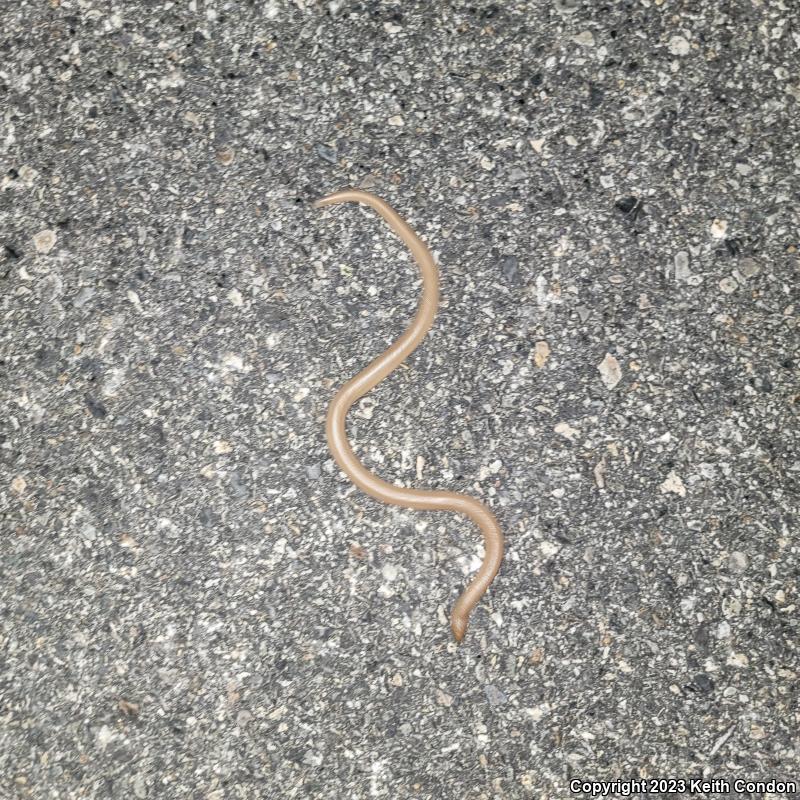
[{"left": 315, "top": 189, "right": 503, "bottom": 642}]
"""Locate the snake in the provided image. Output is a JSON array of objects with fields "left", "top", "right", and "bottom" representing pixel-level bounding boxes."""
[{"left": 314, "top": 189, "right": 504, "bottom": 642}]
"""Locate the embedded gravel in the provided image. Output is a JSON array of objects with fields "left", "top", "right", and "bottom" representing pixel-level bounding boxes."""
[{"left": 1, "top": 2, "right": 799, "bottom": 798}]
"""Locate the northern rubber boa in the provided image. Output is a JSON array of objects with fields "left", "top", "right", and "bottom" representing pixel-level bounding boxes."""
[{"left": 314, "top": 189, "right": 504, "bottom": 642}]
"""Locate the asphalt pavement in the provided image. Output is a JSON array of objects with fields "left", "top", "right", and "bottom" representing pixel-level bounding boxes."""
[{"left": 1, "top": 2, "right": 798, "bottom": 798}]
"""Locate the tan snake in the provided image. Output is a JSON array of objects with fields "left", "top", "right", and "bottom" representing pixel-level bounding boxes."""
[{"left": 314, "top": 189, "right": 504, "bottom": 642}]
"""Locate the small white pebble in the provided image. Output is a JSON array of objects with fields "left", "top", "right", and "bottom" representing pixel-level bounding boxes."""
[
  {"left": 719, "top": 276, "right": 738, "bottom": 294},
  {"left": 33, "top": 229, "right": 57, "bottom": 254},
  {"left": 525, "top": 703, "right": 550, "bottom": 722},
  {"left": 533, "top": 340, "right": 550, "bottom": 368},
  {"left": 572, "top": 30, "right": 595, "bottom": 46},
  {"left": 722, "top": 597, "right": 742, "bottom": 617},
  {"left": 659, "top": 471, "right": 686, "bottom": 497},
  {"left": 19, "top": 165, "right": 39, "bottom": 183},
  {"left": 710, "top": 218, "right": 728, "bottom": 238},
  {"left": 355, "top": 397, "right": 374, "bottom": 419},
  {"left": 95, "top": 725, "right": 115, "bottom": 750},
  {"left": 727, "top": 652, "right": 749, "bottom": 668},
  {"left": 387, "top": 115, "right": 404, "bottom": 127},
  {"left": 598, "top": 353, "right": 622, "bottom": 390},
  {"left": 750, "top": 724, "right": 766, "bottom": 741},
  {"left": 436, "top": 689, "right": 453, "bottom": 707},
  {"left": 529, "top": 138, "right": 545, "bottom": 154},
  {"left": 593, "top": 459, "right": 606, "bottom": 489},
  {"left": 668, "top": 35, "right": 691, "bottom": 56},
  {"left": 554, "top": 421, "right": 579, "bottom": 440},
  {"left": 728, "top": 551, "right": 748, "bottom": 572},
  {"left": 222, "top": 353, "right": 245, "bottom": 371}
]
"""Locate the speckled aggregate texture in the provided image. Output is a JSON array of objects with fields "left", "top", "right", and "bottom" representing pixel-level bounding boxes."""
[{"left": 1, "top": 2, "right": 798, "bottom": 798}]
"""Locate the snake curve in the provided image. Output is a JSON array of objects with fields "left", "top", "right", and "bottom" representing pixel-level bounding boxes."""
[{"left": 314, "top": 189, "right": 504, "bottom": 642}]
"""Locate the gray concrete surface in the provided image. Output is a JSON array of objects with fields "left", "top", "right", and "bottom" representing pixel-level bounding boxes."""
[{"left": 1, "top": 1, "right": 799, "bottom": 798}]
